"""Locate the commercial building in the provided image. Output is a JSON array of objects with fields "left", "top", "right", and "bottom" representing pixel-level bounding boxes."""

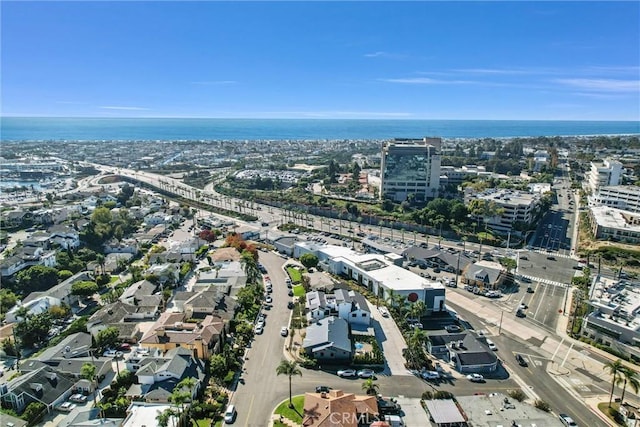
[
  {"left": 588, "top": 206, "right": 640, "bottom": 244},
  {"left": 380, "top": 137, "right": 441, "bottom": 202},
  {"left": 588, "top": 158, "right": 623, "bottom": 193},
  {"left": 590, "top": 185, "right": 640, "bottom": 214},
  {"left": 464, "top": 188, "right": 541, "bottom": 234},
  {"left": 583, "top": 275, "right": 640, "bottom": 349}
]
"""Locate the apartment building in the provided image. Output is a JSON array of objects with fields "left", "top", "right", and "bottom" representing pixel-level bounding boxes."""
[
  {"left": 588, "top": 206, "right": 640, "bottom": 244},
  {"left": 588, "top": 158, "right": 623, "bottom": 193},
  {"left": 590, "top": 185, "right": 640, "bottom": 214},
  {"left": 465, "top": 188, "right": 541, "bottom": 233},
  {"left": 380, "top": 137, "right": 441, "bottom": 202}
]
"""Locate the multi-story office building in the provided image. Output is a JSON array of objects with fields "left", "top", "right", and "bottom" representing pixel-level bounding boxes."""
[
  {"left": 589, "top": 185, "right": 640, "bottom": 214},
  {"left": 588, "top": 158, "right": 623, "bottom": 193},
  {"left": 588, "top": 206, "right": 640, "bottom": 244},
  {"left": 380, "top": 137, "right": 441, "bottom": 202},
  {"left": 464, "top": 188, "right": 541, "bottom": 234}
]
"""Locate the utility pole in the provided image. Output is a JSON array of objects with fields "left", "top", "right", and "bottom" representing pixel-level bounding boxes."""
[
  {"left": 498, "top": 311, "right": 504, "bottom": 335},
  {"left": 455, "top": 251, "right": 461, "bottom": 288}
]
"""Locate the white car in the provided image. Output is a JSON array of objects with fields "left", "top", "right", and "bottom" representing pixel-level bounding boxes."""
[
  {"left": 486, "top": 339, "right": 497, "bottom": 351},
  {"left": 466, "top": 373, "right": 484, "bottom": 382},
  {"left": 254, "top": 324, "right": 264, "bottom": 334},
  {"left": 378, "top": 307, "right": 390, "bottom": 317},
  {"left": 421, "top": 370, "right": 440, "bottom": 380},
  {"left": 69, "top": 393, "right": 87, "bottom": 403},
  {"left": 337, "top": 369, "right": 357, "bottom": 378},
  {"left": 280, "top": 327, "right": 288, "bottom": 337},
  {"left": 57, "top": 402, "right": 77, "bottom": 412},
  {"left": 265, "top": 296, "right": 273, "bottom": 304},
  {"left": 103, "top": 349, "right": 117, "bottom": 357}
]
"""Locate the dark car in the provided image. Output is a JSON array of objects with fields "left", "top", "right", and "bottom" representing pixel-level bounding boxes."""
[
  {"left": 445, "top": 325, "right": 462, "bottom": 333},
  {"left": 516, "top": 309, "right": 526, "bottom": 318},
  {"left": 287, "top": 301, "right": 295, "bottom": 309},
  {"left": 288, "top": 290, "right": 294, "bottom": 297},
  {"left": 515, "top": 353, "right": 528, "bottom": 367},
  {"left": 315, "top": 386, "right": 332, "bottom": 393},
  {"left": 526, "top": 286, "right": 534, "bottom": 293}
]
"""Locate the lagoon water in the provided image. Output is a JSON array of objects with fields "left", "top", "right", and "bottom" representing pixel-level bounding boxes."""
[{"left": 1, "top": 117, "right": 639, "bottom": 141}]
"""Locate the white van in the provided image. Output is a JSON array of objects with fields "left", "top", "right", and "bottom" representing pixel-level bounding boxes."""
[
  {"left": 224, "top": 404, "right": 237, "bottom": 424},
  {"left": 486, "top": 339, "right": 497, "bottom": 351}
]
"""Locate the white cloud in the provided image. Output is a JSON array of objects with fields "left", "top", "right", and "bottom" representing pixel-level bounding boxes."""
[
  {"left": 99, "top": 106, "right": 150, "bottom": 111},
  {"left": 554, "top": 78, "right": 639, "bottom": 93},
  {"left": 363, "top": 51, "right": 406, "bottom": 59}
]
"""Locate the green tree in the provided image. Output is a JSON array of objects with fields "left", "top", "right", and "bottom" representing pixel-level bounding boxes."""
[
  {"left": 16, "top": 265, "right": 58, "bottom": 292},
  {"left": 71, "top": 281, "right": 99, "bottom": 297},
  {"left": 604, "top": 359, "right": 625, "bottom": 408},
  {"left": 0, "top": 289, "right": 18, "bottom": 314},
  {"left": 14, "top": 312, "right": 52, "bottom": 347},
  {"left": 240, "top": 250, "right": 261, "bottom": 284},
  {"left": 361, "top": 378, "right": 379, "bottom": 396},
  {"left": 209, "top": 354, "right": 228, "bottom": 383},
  {"left": 299, "top": 253, "right": 319, "bottom": 269},
  {"left": 170, "top": 377, "right": 197, "bottom": 425},
  {"left": 91, "top": 207, "right": 113, "bottom": 224},
  {"left": 96, "top": 326, "right": 119, "bottom": 350},
  {"left": 156, "top": 407, "right": 177, "bottom": 427},
  {"left": 57, "top": 269, "right": 74, "bottom": 281},
  {"left": 276, "top": 360, "right": 302, "bottom": 408},
  {"left": 403, "top": 328, "right": 430, "bottom": 370},
  {"left": 81, "top": 362, "right": 99, "bottom": 408},
  {"left": 619, "top": 367, "right": 639, "bottom": 407},
  {"left": 21, "top": 402, "right": 46, "bottom": 425},
  {"left": 406, "top": 300, "right": 426, "bottom": 321},
  {"left": 1, "top": 338, "right": 18, "bottom": 357}
]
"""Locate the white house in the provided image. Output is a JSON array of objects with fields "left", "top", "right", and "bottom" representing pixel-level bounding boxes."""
[{"left": 5, "top": 295, "right": 62, "bottom": 323}]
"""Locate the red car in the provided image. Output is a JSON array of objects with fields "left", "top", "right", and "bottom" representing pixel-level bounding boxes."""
[{"left": 118, "top": 343, "right": 131, "bottom": 351}]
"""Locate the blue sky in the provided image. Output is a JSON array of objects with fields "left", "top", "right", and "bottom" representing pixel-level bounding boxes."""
[{"left": 2, "top": 1, "right": 639, "bottom": 120}]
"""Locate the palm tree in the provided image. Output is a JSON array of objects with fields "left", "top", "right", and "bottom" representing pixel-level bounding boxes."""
[
  {"left": 403, "top": 328, "right": 430, "bottom": 370},
  {"left": 406, "top": 300, "right": 426, "bottom": 321},
  {"left": 361, "top": 378, "right": 379, "bottom": 396},
  {"left": 619, "top": 367, "right": 640, "bottom": 407},
  {"left": 240, "top": 250, "right": 261, "bottom": 284},
  {"left": 276, "top": 360, "right": 302, "bottom": 408},
  {"left": 80, "top": 362, "right": 98, "bottom": 409},
  {"left": 604, "top": 359, "right": 625, "bottom": 407}
]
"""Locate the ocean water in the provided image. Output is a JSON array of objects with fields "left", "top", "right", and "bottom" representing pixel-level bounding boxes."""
[{"left": 1, "top": 117, "right": 638, "bottom": 141}]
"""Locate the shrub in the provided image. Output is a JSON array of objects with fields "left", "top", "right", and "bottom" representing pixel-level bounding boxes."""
[
  {"left": 508, "top": 389, "right": 527, "bottom": 402},
  {"left": 422, "top": 391, "right": 434, "bottom": 400},
  {"left": 433, "top": 391, "right": 454, "bottom": 400},
  {"left": 223, "top": 370, "right": 235, "bottom": 386},
  {"left": 534, "top": 399, "right": 551, "bottom": 412}
]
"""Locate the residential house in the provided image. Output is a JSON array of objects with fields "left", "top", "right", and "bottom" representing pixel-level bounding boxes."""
[
  {"left": 183, "top": 289, "right": 237, "bottom": 320},
  {"left": 119, "top": 280, "right": 158, "bottom": 305},
  {"left": 48, "top": 225, "right": 81, "bottom": 250},
  {"left": 306, "top": 291, "right": 332, "bottom": 323},
  {"left": 87, "top": 301, "right": 155, "bottom": 343},
  {"left": 273, "top": 236, "right": 299, "bottom": 256},
  {"left": 22, "top": 271, "right": 94, "bottom": 312},
  {"left": 5, "top": 295, "right": 61, "bottom": 323},
  {"left": 335, "top": 289, "right": 371, "bottom": 327},
  {"left": 125, "top": 347, "right": 205, "bottom": 403},
  {"left": 103, "top": 238, "right": 139, "bottom": 255},
  {"left": 122, "top": 402, "right": 179, "bottom": 427},
  {"left": 0, "top": 246, "right": 56, "bottom": 278},
  {"left": 302, "top": 389, "right": 378, "bottom": 427},
  {"left": 303, "top": 317, "right": 352, "bottom": 362},
  {"left": 0, "top": 366, "right": 76, "bottom": 413},
  {"left": 139, "top": 312, "right": 226, "bottom": 360},
  {"left": 145, "top": 263, "right": 180, "bottom": 286}
]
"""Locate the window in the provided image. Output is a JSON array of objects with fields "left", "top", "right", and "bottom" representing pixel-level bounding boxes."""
[
  {"left": 362, "top": 313, "right": 367, "bottom": 317},
  {"left": 352, "top": 313, "right": 357, "bottom": 317}
]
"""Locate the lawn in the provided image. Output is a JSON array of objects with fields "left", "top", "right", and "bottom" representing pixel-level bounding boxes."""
[
  {"left": 286, "top": 266, "right": 304, "bottom": 284},
  {"left": 292, "top": 284, "right": 305, "bottom": 297},
  {"left": 274, "top": 395, "right": 305, "bottom": 424},
  {"left": 597, "top": 402, "right": 625, "bottom": 426},
  {"left": 109, "top": 275, "right": 120, "bottom": 284},
  {"left": 192, "top": 419, "right": 212, "bottom": 427}
]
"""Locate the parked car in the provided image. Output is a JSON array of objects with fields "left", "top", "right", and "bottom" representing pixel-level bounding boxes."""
[
  {"left": 280, "top": 327, "right": 288, "bottom": 337},
  {"left": 254, "top": 324, "right": 264, "bottom": 335},
  {"left": 57, "top": 402, "right": 77, "bottom": 412},
  {"left": 357, "top": 369, "right": 376, "bottom": 379},
  {"left": 69, "top": 393, "right": 87, "bottom": 403},
  {"left": 466, "top": 373, "right": 484, "bottom": 382},
  {"left": 445, "top": 325, "right": 461, "bottom": 333},
  {"left": 516, "top": 309, "right": 526, "bottom": 318},
  {"left": 526, "top": 286, "right": 534, "bottom": 293},
  {"left": 288, "top": 290, "right": 294, "bottom": 297},
  {"left": 378, "top": 306, "right": 390, "bottom": 317},
  {"left": 486, "top": 339, "right": 497, "bottom": 351},
  {"left": 421, "top": 370, "right": 440, "bottom": 380},
  {"left": 515, "top": 353, "right": 528, "bottom": 367},
  {"left": 224, "top": 404, "right": 237, "bottom": 424},
  {"left": 265, "top": 296, "right": 273, "bottom": 304},
  {"left": 103, "top": 349, "right": 117, "bottom": 357},
  {"left": 337, "top": 369, "right": 357, "bottom": 378},
  {"left": 118, "top": 343, "right": 131, "bottom": 351},
  {"left": 287, "top": 301, "right": 295, "bottom": 309},
  {"left": 315, "top": 386, "right": 332, "bottom": 393}
]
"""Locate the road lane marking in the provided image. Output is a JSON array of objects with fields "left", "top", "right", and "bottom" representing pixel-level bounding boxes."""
[
  {"left": 243, "top": 395, "right": 255, "bottom": 427},
  {"left": 551, "top": 337, "right": 564, "bottom": 362},
  {"left": 561, "top": 342, "right": 573, "bottom": 367}
]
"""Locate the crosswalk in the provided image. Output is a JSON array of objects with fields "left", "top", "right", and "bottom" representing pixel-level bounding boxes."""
[
  {"left": 519, "top": 274, "right": 568, "bottom": 288},
  {"left": 529, "top": 249, "right": 574, "bottom": 259}
]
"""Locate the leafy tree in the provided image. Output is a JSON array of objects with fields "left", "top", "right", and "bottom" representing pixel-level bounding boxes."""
[
  {"left": 0, "top": 289, "right": 18, "bottom": 314},
  {"left": 361, "top": 378, "right": 379, "bottom": 396},
  {"left": 198, "top": 229, "right": 220, "bottom": 243},
  {"left": 533, "top": 399, "right": 551, "bottom": 412},
  {"left": 403, "top": 328, "right": 430, "bottom": 370},
  {"left": 96, "top": 326, "right": 119, "bottom": 350},
  {"left": 21, "top": 402, "right": 46, "bottom": 425},
  {"left": 1, "top": 338, "right": 18, "bottom": 357},
  {"left": 14, "top": 312, "right": 53, "bottom": 347},
  {"left": 209, "top": 354, "right": 228, "bottom": 383},
  {"left": 16, "top": 265, "right": 58, "bottom": 292},
  {"left": 49, "top": 304, "right": 71, "bottom": 319},
  {"left": 241, "top": 250, "right": 261, "bottom": 285},
  {"left": 57, "top": 269, "right": 74, "bottom": 281},
  {"left": 71, "top": 281, "right": 99, "bottom": 297},
  {"left": 66, "top": 317, "right": 88, "bottom": 334},
  {"left": 300, "top": 253, "right": 319, "bottom": 269},
  {"left": 91, "top": 207, "right": 113, "bottom": 224},
  {"left": 276, "top": 360, "right": 302, "bottom": 408},
  {"left": 81, "top": 362, "right": 99, "bottom": 408},
  {"left": 604, "top": 359, "right": 625, "bottom": 408}
]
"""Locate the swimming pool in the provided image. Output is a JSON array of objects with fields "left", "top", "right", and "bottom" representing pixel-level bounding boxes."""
[{"left": 355, "top": 342, "right": 364, "bottom": 350}]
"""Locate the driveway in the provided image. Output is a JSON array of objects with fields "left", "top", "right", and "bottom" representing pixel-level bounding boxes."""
[
  {"left": 395, "top": 397, "right": 431, "bottom": 427},
  {"left": 369, "top": 306, "right": 411, "bottom": 376}
]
